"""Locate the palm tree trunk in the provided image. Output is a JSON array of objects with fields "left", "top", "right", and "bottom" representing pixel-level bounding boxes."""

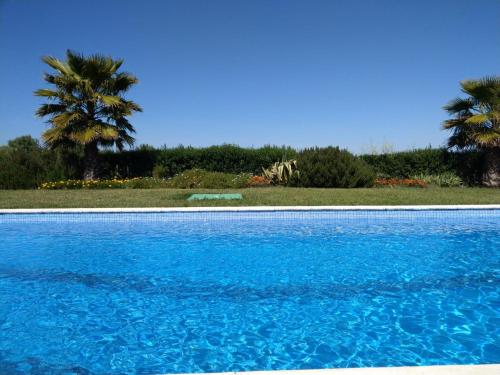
[
  {"left": 83, "top": 142, "right": 99, "bottom": 180},
  {"left": 482, "top": 148, "right": 500, "bottom": 187}
]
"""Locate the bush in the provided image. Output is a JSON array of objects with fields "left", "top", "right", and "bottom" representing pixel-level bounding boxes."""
[
  {"left": 292, "top": 147, "right": 375, "bottom": 188},
  {"left": 412, "top": 172, "right": 463, "bottom": 187},
  {"left": 163, "top": 169, "right": 252, "bottom": 189}
]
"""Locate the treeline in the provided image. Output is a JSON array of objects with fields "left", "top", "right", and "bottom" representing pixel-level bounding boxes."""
[{"left": 0, "top": 135, "right": 484, "bottom": 189}]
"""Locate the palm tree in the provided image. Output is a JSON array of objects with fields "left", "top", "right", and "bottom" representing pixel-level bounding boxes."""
[
  {"left": 443, "top": 76, "right": 500, "bottom": 186},
  {"left": 35, "top": 50, "right": 142, "bottom": 180}
]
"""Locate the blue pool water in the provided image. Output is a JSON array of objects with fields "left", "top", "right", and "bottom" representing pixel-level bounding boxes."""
[{"left": 0, "top": 210, "right": 499, "bottom": 374}]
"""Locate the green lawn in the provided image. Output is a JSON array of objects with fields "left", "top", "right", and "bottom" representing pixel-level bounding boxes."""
[{"left": 0, "top": 187, "right": 499, "bottom": 208}]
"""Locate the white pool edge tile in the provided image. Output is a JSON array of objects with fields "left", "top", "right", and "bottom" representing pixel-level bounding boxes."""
[
  {"left": 165, "top": 364, "right": 500, "bottom": 375},
  {"left": 1, "top": 204, "right": 500, "bottom": 214}
]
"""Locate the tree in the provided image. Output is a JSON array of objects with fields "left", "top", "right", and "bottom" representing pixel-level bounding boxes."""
[
  {"left": 7, "top": 135, "right": 42, "bottom": 153},
  {"left": 443, "top": 76, "right": 500, "bottom": 186},
  {"left": 0, "top": 136, "right": 46, "bottom": 189},
  {"left": 35, "top": 50, "right": 142, "bottom": 180}
]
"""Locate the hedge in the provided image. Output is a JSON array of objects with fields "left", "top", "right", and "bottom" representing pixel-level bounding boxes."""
[{"left": 99, "top": 144, "right": 297, "bottom": 178}]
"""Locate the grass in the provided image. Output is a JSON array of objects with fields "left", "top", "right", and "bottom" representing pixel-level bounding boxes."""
[{"left": 0, "top": 187, "right": 499, "bottom": 208}]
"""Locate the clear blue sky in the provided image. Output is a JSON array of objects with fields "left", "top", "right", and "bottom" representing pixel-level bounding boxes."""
[{"left": 1, "top": 0, "right": 499, "bottom": 153}]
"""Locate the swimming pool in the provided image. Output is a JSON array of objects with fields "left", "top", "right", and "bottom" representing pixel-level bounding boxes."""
[{"left": 0, "top": 208, "right": 498, "bottom": 374}]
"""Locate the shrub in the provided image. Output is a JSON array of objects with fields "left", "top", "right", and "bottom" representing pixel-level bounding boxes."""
[
  {"left": 412, "top": 172, "right": 463, "bottom": 187},
  {"left": 292, "top": 147, "right": 375, "bottom": 188},
  {"left": 375, "top": 178, "right": 427, "bottom": 188},
  {"left": 164, "top": 169, "right": 252, "bottom": 189}
]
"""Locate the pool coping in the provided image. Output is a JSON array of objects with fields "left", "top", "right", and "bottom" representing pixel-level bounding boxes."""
[
  {"left": 0, "top": 204, "right": 500, "bottom": 214},
  {"left": 167, "top": 364, "right": 500, "bottom": 375}
]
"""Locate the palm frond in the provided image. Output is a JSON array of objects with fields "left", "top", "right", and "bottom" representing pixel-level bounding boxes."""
[
  {"left": 443, "top": 97, "right": 474, "bottom": 115},
  {"left": 473, "top": 129, "right": 500, "bottom": 147},
  {"left": 114, "top": 117, "right": 136, "bottom": 133},
  {"left": 42, "top": 56, "right": 73, "bottom": 76},
  {"left": 42, "top": 126, "right": 66, "bottom": 144},
  {"left": 461, "top": 76, "right": 500, "bottom": 106},
  {"left": 52, "top": 111, "right": 83, "bottom": 128},
  {"left": 35, "top": 104, "right": 67, "bottom": 117},
  {"left": 107, "top": 72, "right": 139, "bottom": 93},
  {"left": 465, "top": 113, "right": 490, "bottom": 125},
  {"left": 99, "top": 95, "right": 122, "bottom": 107},
  {"left": 66, "top": 50, "right": 86, "bottom": 76},
  {"left": 34, "top": 88, "right": 59, "bottom": 98}
]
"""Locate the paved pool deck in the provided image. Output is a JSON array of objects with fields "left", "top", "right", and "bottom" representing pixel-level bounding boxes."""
[{"left": 169, "top": 364, "right": 500, "bottom": 375}]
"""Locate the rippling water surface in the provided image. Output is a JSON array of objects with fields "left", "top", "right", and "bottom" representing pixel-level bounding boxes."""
[{"left": 0, "top": 210, "right": 499, "bottom": 374}]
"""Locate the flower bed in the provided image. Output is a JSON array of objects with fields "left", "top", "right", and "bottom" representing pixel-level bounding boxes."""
[
  {"left": 375, "top": 178, "right": 427, "bottom": 188},
  {"left": 39, "top": 178, "right": 171, "bottom": 190},
  {"left": 246, "top": 175, "right": 271, "bottom": 187}
]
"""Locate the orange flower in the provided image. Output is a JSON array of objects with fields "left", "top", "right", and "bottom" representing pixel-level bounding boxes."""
[
  {"left": 375, "top": 178, "right": 427, "bottom": 188},
  {"left": 246, "top": 175, "right": 272, "bottom": 187}
]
